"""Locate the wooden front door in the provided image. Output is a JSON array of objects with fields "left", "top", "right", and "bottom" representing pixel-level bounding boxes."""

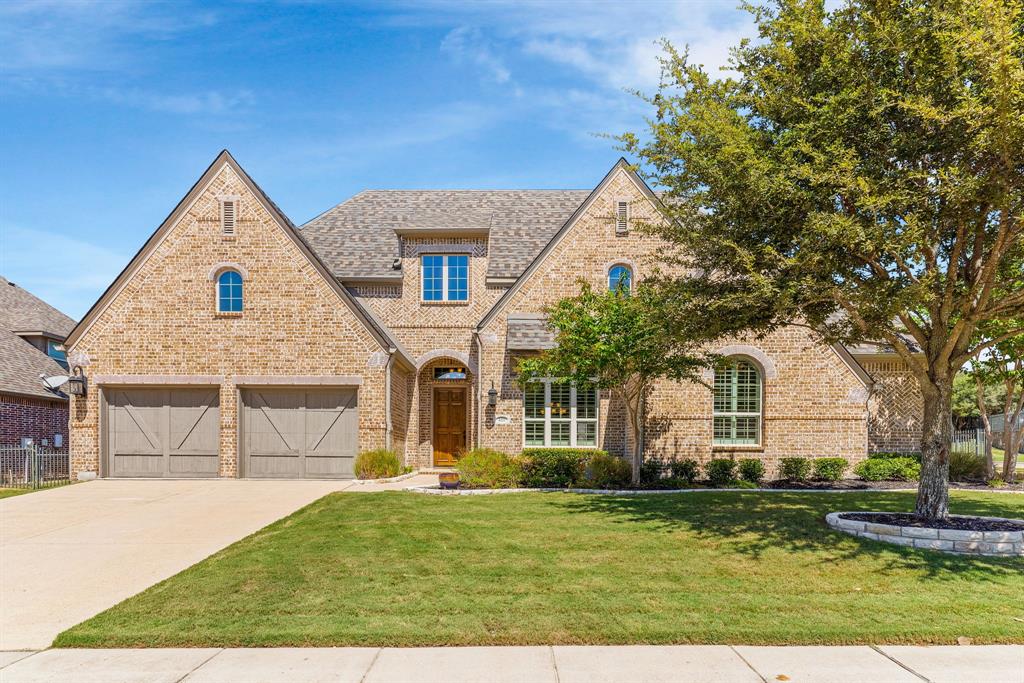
[{"left": 433, "top": 387, "right": 467, "bottom": 467}]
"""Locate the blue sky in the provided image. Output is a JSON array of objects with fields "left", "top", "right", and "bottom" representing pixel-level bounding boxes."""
[{"left": 0, "top": 0, "right": 756, "bottom": 319}]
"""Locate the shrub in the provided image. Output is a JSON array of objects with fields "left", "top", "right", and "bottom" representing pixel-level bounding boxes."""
[
  {"left": 706, "top": 458, "right": 737, "bottom": 487},
  {"left": 853, "top": 457, "right": 921, "bottom": 481},
  {"left": 456, "top": 448, "right": 522, "bottom": 489},
  {"left": 581, "top": 452, "right": 632, "bottom": 489},
  {"left": 779, "top": 457, "right": 812, "bottom": 481},
  {"left": 869, "top": 451, "right": 922, "bottom": 463},
  {"left": 812, "top": 457, "right": 848, "bottom": 482},
  {"left": 948, "top": 449, "right": 986, "bottom": 481},
  {"left": 520, "top": 448, "right": 588, "bottom": 488},
  {"left": 639, "top": 458, "right": 667, "bottom": 486},
  {"left": 354, "top": 449, "right": 402, "bottom": 479},
  {"left": 670, "top": 458, "right": 701, "bottom": 485},
  {"left": 738, "top": 458, "right": 765, "bottom": 484}
]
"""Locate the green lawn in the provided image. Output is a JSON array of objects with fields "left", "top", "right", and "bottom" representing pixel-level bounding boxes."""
[
  {"left": 0, "top": 488, "right": 30, "bottom": 499},
  {"left": 56, "top": 490, "right": 1024, "bottom": 648},
  {"left": 992, "top": 447, "right": 1023, "bottom": 473}
]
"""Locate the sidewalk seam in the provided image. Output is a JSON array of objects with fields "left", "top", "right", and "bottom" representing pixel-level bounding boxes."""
[
  {"left": 729, "top": 646, "right": 767, "bottom": 683},
  {"left": 549, "top": 646, "right": 561, "bottom": 683},
  {"left": 0, "top": 650, "right": 44, "bottom": 671},
  {"left": 358, "top": 647, "right": 383, "bottom": 683},
  {"left": 175, "top": 647, "right": 224, "bottom": 682},
  {"left": 869, "top": 645, "right": 932, "bottom": 682}
]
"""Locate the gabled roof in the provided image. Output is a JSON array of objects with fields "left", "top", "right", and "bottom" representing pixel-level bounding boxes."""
[
  {"left": 300, "top": 190, "right": 590, "bottom": 282},
  {"left": 0, "top": 278, "right": 74, "bottom": 400},
  {"left": 0, "top": 277, "right": 75, "bottom": 339},
  {"left": 64, "top": 151, "right": 414, "bottom": 369},
  {"left": 477, "top": 158, "right": 661, "bottom": 331}
]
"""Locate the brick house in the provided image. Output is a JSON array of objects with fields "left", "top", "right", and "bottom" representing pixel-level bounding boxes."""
[
  {"left": 0, "top": 277, "right": 75, "bottom": 448},
  {"left": 64, "top": 151, "right": 921, "bottom": 480}
]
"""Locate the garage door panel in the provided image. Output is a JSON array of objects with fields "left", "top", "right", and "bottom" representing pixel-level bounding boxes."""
[
  {"left": 106, "top": 388, "right": 219, "bottom": 478},
  {"left": 247, "top": 454, "right": 301, "bottom": 478},
  {"left": 242, "top": 388, "right": 358, "bottom": 479}
]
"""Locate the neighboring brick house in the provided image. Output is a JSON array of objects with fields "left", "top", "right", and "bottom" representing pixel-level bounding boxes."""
[
  {"left": 0, "top": 277, "right": 75, "bottom": 447},
  {"left": 64, "top": 151, "right": 921, "bottom": 481}
]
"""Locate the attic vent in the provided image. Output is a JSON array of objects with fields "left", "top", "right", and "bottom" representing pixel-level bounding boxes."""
[
  {"left": 220, "top": 199, "right": 237, "bottom": 235},
  {"left": 615, "top": 200, "right": 629, "bottom": 234}
]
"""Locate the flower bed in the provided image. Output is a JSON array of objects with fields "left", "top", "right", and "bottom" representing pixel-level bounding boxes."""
[{"left": 826, "top": 511, "right": 1024, "bottom": 557}]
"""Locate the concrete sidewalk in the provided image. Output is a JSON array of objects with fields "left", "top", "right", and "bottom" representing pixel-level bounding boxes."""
[{"left": 1, "top": 645, "right": 1021, "bottom": 683}]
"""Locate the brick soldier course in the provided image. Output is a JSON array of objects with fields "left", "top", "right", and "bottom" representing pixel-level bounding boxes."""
[{"left": 64, "top": 151, "right": 922, "bottom": 481}]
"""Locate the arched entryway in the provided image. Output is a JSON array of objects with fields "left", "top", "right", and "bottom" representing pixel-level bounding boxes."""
[{"left": 415, "top": 355, "right": 476, "bottom": 467}]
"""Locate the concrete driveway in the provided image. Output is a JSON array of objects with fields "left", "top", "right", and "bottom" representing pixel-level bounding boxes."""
[{"left": 0, "top": 477, "right": 430, "bottom": 650}]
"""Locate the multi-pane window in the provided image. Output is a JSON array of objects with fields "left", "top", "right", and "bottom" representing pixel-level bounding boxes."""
[
  {"left": 47, "top": 340, "right": 68, "bottom": 369},
  {"left": 608, "top": 264, "right": 632, "bottom": 294},
  {"left": 523, "top": 380, "right": 599, "bottom": 448},
  {"left": 421, "top": 254, "right": 469, "bottom": 302},
  {"left": 217, "top": 270, "right": 243, "bottom": 312},
  {"left": 713, "top": 358, "right": 762, "bottom": 445}
]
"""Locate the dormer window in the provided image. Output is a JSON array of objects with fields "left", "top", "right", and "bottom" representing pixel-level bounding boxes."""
[
  {"left": 422, "top": 254, "right": 469, "bottom": 302},
  {"left": 219, "top": 197, "right": 238, "bottom": 236},
  {"left": 615, "top": 200, "right": 629, "bottom": 234},
  {"left": 47, "top": 340, "right": 68, "bottom": 369}
]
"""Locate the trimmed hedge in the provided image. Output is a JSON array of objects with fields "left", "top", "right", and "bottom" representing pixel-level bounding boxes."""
[
  {"left": 854, "top": 457, "right": 920, "bottom": 481},
  {"left": 520, "top": 448, "right": 589, "bottom": 488},
  {"left": 738, "top": 458, "right": 765, "bottom": 484},
  {"left": 581, "top": 452, "right": 633, "bottom": 489},
  {"left": 354, "top": 449, "right": 403, "bottom": 479},
  {"left": 456, "top": 448, "right": 523, "bottom": 489},
  {"left": 779, "top": 457, "right": 812, "bottom": 481},
  {"left": 706, "top": 458, "right": 737, "bottom": 487},
  {"left": 812, "top": 457, "right": 848, "bottom": 482},
  {"left": 670, "top": 458, "right": 701, "bottom": 485}
]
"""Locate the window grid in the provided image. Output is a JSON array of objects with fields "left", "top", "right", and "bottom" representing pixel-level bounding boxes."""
[
  {"left": 523, "top": 380, "right": 599, "bottom": 448},
  {"left": 713, "top": 359, "right": 761, "bottom": 445},
  {"left": 421, "top": 254, "right": 469, "bottom": 302},
  {"left": 217, "top": 270, "right": 243, "bottom": 312}
]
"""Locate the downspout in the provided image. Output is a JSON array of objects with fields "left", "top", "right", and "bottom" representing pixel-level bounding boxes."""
[
  {"left": 384, "top": 348, "right": 395, "bottom": 451},
  {"left": 474, "top": 331, "right": 484, "bottom": 448}
]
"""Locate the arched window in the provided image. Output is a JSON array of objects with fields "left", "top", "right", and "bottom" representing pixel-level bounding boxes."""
[
  {"left": 713, "top": 358, "right": 762, "bottom": 445},
  {"left": 608, "top": 264, "right": 632, "bottom": 294},
  {"left": 217, "top": 270, "right": 243, "bottom": 312}
]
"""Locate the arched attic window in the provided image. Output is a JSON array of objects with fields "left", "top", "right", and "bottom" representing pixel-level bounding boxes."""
[
  {"left": 217, "top": 270, "right": 243, "bottom": 312},
  {"left": 608, "top": 264, "right": 632, "bottom": 295}
]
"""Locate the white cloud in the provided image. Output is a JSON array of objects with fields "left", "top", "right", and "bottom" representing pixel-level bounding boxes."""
[
  {"left": 0, "top": 223, "right": 130, "bottom": 319},
  {"left": 441, "top": 26, "right": 512, "bottom": 85}
]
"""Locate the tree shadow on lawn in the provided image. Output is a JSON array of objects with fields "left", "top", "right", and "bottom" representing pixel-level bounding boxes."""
[{"left": 557, "top": 490, "right": 1024, "bottom": 581}]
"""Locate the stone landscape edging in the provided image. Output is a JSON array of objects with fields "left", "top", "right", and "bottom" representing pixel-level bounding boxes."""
[
  {"left": 352, "top": 470, "right": 421, "bottom": 485},
  {"left": 825, "top": 511, "right": 1024, "bottom": 557}
]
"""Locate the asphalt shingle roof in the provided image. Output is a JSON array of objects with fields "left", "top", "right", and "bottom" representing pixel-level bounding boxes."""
[
  {"left": 300, "top": 190, "right": 591, "bottom": 280},
  {"left": 0, "top": 277, "right": 75, "bottom": 400}
]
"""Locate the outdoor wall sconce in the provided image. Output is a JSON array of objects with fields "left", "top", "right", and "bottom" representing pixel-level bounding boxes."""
[
  {"left": 66, "top": 367, "right": 87, "bottom": 397},
  {"left": 487, "top": 381, "right": 498, "bottom": 407}
]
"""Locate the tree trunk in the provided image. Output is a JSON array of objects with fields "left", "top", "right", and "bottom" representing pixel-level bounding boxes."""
[
  {"left": 915, "top": 378, "right": 954, "bottom": 520},
  {"left": 975, "top": 378, "right": 995, "bottom": 479},
  {"left": 1002, "top": 382, "right": 1023, "bottom": 483},
  {"left": 618, "top": 383, "right": 645, "bottom": 485}
]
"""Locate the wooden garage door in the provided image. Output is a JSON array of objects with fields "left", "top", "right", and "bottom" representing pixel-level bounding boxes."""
[
  {"left": 241, "top": 388, "right": 358, "bottom": 479},
  {"left": 106, "top": 388, "right": 220, "bottom": 478}
]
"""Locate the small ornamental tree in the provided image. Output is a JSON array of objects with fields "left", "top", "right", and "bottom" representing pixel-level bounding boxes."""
[
  {"left": 970, "top": 322, "right": 1024, "bottom": 481},
  {"left": 621, "top": 0, "right": 1024, "bottom": 519},
  {"left": 517, "top": 282, "right": 710, "bottom": 484}
]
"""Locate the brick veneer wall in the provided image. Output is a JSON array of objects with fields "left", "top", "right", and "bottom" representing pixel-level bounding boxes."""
[
  {"left": 68, "top": 164, "right": 391, "bottom": 480},
  {"left": 0, "top": 394, "right": 68, "bottom": 446},
  {"left": 861, "top": 358, "right": 924, "bottom": 453},
  {"left": 390, "top": 363, "right": 412, "bottom": 461},
  {"left": 477, "top": 169, "right": 871, "bottom": 476}
]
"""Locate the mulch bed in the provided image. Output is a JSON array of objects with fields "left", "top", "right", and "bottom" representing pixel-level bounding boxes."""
[{"left": 840, "top": 512, "right": 1024, "bottom": 531}]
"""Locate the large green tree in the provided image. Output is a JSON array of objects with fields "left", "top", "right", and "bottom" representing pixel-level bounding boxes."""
[
  {"left": 969, "top": 322, "right": 1024, "bottom": 481},
  {"left": 622, "top": 0, "right": 1024, "bottom": 518},
  {"left": 517, "top": 282, "right": 710, "bottom": 484}
]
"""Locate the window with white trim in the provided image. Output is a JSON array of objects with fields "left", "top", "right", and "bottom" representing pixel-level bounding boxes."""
[
  {"left": 524, "top": 380, "right": 598, "bottom": 447},
  {"left": 713, "top": 358, "right": 762, "bottom": 445},
  {"left": 421, "top": 254, "right": 469, "bottom": 302}
]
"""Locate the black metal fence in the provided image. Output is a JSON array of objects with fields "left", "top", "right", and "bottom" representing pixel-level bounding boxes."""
[{"left": 0, "top": 445, "right": 70, "bottom": 489}]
